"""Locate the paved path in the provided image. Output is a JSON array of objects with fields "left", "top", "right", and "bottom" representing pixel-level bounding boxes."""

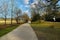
[{"left": 0, "top": 23, "right": 38, "bottom": 40}]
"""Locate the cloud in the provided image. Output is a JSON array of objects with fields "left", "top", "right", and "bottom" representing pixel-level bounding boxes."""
[
  {"left": 25, "top": 5, "right": 29, "bottom": 7},
  {"left": 34, "top": 0, "right": 38, "bottom": 4},
  {"left": 25, "top": 10, "right": 29, "bottom": 13},
  {"left": 24, "top": 0, "right": 29, "bottom": 4},
  {"left": 25, "top": 5, "right": 30, "bottom": 8},
  {"left": 30, "top": 2, "right": 36, "bottom": 8},
  {"left": 31, "top": 4, "right": 35, "bottom": 8},
  {"left": 30, "top": 0, "right": 39, "bottom": 8}
]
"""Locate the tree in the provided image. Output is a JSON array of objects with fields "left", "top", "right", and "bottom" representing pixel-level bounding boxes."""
[
  {"left": 14, "top": 7, "right": 22, "bottom": 24},
  {"left": 22, "top": 13, "right": 29, "bottom": 22},
  {"left": 44, "top": 0, "right": 60, "bottom": 21},
  {"left": 30, "top": 1, "right": 41, "bottom": 22},
  {"left": 1, "top": 1, "right": 8, "bottom": 25},
  {"left": 31, "top": 8, "right": 40, "bottom": 21},
  {"left": 11, "top": 0, "right": 14, "bottom": 25}
]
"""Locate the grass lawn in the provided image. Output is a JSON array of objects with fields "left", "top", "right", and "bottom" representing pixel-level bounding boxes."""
[
  {"left": 31, "top": 20, "right": 60, "bottom": 40},
  {"left": 0, "top": 20, "right": 16, "bottom": 25},
  {"left": 0, "top": 24, "right": 20, "bottom": 37}
]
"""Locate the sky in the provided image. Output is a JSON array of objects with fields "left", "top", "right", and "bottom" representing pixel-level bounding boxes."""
[
  {"left": 0, "top": 0, "right": 35, "bottom": 18},
  {"left": 15, "top": 0, "right": 34, "bottom": 17},
  {"left": 0, "top": 0, "right": 60, "bottom": 18},
  {"left": 11, "top": 0, "right": 60, "bottom": 16}
]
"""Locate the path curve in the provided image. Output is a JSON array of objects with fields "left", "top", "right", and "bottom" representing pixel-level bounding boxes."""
[{"left": 0, "top": 23, "right": 38, "bottom": 40}]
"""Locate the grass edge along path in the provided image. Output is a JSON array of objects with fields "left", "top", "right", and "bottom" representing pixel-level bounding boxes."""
[
  {"left": 0, "top": 24, "right": 20, "bottom": 37},
  {"left": 31, "top": 21, "right": 60, "bottom": 40}
]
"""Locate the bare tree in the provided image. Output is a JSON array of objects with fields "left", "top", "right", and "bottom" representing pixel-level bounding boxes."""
[
  {"left": 44, "top": 0, "right": 60, "bottom": 21},
  {"left": 30, "top": 1, "right": 41, "bottom": 22},
  {"left": 1, "top": 1, "right": 8, "bottom": 25},
  {"left": 14, "top": 7, "right": 22, "bottom": 24},
  {"left": 22, "top": 13, "right": 29, "bottom": 22},
  {"left": 11, "top": 0, "right": 14, "bottom": 25}
]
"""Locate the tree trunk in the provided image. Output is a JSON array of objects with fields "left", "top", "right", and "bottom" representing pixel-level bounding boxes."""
[
  {"left": 11, "top": 11, "right": 13, "bottom": 25},
  {"left": 16, "top": 17, "right": 19, "bottom": 24},
  {"left": 11, "top": 18, "right": 12, "bottom": 25},
  {"left": 5, "top": 15, "right": 6, "bottom": 25},
  {"left": 16, "top": 14, "right": 19, "bottom": 24}
]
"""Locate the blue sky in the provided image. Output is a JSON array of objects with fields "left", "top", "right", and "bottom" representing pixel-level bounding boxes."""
[
  {"left": 16, "top": 0, "right": 60, "bottom": 13},
  {"left": 0, "top": 0, "right": 34, "bottom": 18},
  {"left": 14, "top": 0, "right": 34, "bottom": 18},
  {"left": 0, "top": 0, "right": 60, "bottom": 18},
  {"left": 13, "top": 0, "right": 34, "bottom": 18},
  {"left": 14, "top": 0, "right": 34, "bottom": 15}
]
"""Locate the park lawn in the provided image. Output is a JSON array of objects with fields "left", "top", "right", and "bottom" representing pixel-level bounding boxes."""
[
  {"left": 0, "top": 20, "right": 16, "bottom": 25},
  {"left": 31, "top": 21, "right": 60, "bottom": 40},
  {"left": 0, "top": 24, "right": 20, "bottom": 37}
]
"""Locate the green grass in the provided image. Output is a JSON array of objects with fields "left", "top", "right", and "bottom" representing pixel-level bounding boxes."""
[
  {"left": 0, "top": 24, "right": 20, "bottom": 37},
  {"left": 31, "top": 21, "right": 60, "bottom": 40}
]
